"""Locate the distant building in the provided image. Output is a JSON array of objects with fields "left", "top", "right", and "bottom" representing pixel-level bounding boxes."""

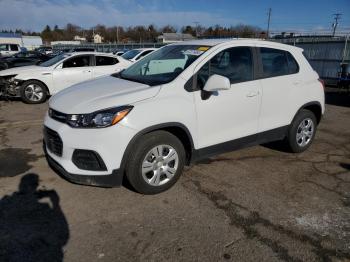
[
  {"left": 93, "top": 34, "right": 103, "bottom": 44},
  {"left": 74, "top": 35, "right": 86, "bottom": 42},
  {"left": 0, "top": 33, "right": 43, "bottom": 50},
  {"left": 51, "top": 41, "right": 81, "bottom": 45},
  {"left": 157, "top": 33, "right": 196, "bottom": 43},
  {"left": 22, "top": 35, "right": 43, "bottom": 50},
  {"left": 0, "top": 32, "right": 22, "bottom": 45}
]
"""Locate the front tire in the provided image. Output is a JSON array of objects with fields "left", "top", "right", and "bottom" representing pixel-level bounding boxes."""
[
  {"left": 20, "top": 80, "right": 47, "bottom": 104},
  {"left": 125, "top": 131, "right": 186, "bottom": 194},
  {"left": 287, "top": 109, "right": 317, "bottom": 153}
]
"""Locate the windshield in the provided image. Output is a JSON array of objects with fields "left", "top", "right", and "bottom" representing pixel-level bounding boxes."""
[
  {"left": 39, "top": 53, "right": 69, "bottom": 67},
  {"left": 0, "top": 44, "right": 7, "bottom": 51},
  {"left": 121, "top": 50, "right": 141, "bottom": 60},
  {"left": 118, "top": 45, "right": 210, "bottom": 86}
]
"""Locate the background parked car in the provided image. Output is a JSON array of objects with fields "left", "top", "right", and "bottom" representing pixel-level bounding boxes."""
[
  {"left": 35, "top": 46, "right": 53, "bottom": 55},
  {"left": 0, "top": 43, "right": 21, "bottom": 57},
  {"left": 0, "top": 51, "right": 53, "bottom": 70},
  {"left": 121, "top": 48, "right": 156, "bottom": 62},
  {"left": 0, "top": 52, "right": 132, "bottom": 103},
  {"left": 112, "top": 49, "right": 129, "bottom": 56}
]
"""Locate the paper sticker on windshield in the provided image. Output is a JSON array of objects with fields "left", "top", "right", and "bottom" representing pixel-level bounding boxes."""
[
  {"left": 183, "top": 50, "right": 204, "bottom": 56},
  {"left": 197, "top": 46, "right": 209, "bottom": 51}
]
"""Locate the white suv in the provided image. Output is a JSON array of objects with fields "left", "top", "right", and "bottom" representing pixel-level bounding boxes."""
[{"left": 44, "top": 39, "right": 325, "bottom": 194}]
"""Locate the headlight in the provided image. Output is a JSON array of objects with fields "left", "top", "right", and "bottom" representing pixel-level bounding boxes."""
[
  {"left": 4, "top": 75, "right": 17, "bottom": 82},
  {"left": 66, "top": 106, "right": 133, "bottom": 128}
]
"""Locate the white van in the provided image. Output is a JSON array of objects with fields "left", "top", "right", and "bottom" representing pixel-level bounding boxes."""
[{"left": 0, "top": 43, "right": 21, "bottom": 57}]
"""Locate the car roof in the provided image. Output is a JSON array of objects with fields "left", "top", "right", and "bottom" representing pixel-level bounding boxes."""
[
  {"left": 171, "top": 38, "right": 302, "bottom": 51},
  {"left": 133, "top": 48, "right": 157, "bottom": 51},
  {"left": 65, "top": 52, "right": 117, "bottom": 57}
]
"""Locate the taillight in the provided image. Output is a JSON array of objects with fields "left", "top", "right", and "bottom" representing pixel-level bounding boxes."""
[{"left": 318, "top": 78, "right": 325, "bottom": 90}]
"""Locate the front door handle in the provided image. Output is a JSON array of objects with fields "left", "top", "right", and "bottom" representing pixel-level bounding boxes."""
[
  {"left": 83, "top": 70, "right": 91, "bottom": 73},
  {"left": 246, "top": 91, "right": 259, "bottom": 97}
]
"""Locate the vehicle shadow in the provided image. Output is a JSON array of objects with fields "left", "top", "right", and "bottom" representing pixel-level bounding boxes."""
[
  {"left": 325, "top": 89, "right": 350, "bottom": 108},
  {"left": 0, "top": 173, "right": 69, "bottom": 262}
]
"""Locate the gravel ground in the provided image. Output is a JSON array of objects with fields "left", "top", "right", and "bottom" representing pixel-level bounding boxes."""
[{"left": 0, "top": 90, "right": 349, "bottom": 262}]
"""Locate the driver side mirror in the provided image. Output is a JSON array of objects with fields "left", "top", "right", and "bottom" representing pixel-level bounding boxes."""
[
  {"left": 203, "top": 74, "right": 231, "bottom": 92},
  {"left": 56, "top": 63, "right": 63, "bottom": 69},
  {"left": 201, "top": 74, "right": 230, "bottom": 100}
]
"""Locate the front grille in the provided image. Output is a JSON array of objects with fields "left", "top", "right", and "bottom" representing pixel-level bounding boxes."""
[
  {"left": 44, "top": 127, "right": 63, "bottom": 156},
  {"left": 49, "top": 108, "right": 67, "bottom": 123}
]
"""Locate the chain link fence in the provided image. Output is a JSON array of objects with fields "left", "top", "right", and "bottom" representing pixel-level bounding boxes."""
[{"left": 53, "top": 36, "right": 350, "bottom": 85}]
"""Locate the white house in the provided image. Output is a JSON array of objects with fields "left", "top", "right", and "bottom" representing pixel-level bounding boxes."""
[{"left": 93, "top": 34, "right": 103, "bottom": 44}]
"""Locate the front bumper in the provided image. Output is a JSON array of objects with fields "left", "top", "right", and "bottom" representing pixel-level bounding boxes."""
[
  {"left": 0, "top": 77, "right": 21, "bottom": 97},
  {"left": 43, "top": 112, "right": 138, "bottom": 187},
  {"left": 44, "top": 144, "right": 123, "bottom": 187}
]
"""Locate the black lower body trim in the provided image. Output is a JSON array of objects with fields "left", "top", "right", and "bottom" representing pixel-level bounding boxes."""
[
  {"left": 44, "top": 144, "right": 123, "bottom": 188},
  {"left": 191, "top": 125, "right": 289, "bottom": 163}
]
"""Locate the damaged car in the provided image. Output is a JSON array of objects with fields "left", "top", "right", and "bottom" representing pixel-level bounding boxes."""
[{"left": 0, "top": 52, "right": 132, "bottom": 103}]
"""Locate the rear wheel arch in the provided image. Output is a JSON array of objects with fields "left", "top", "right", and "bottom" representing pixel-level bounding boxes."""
[
  {"left": 292, "top": 101, "right": 322, "bottom": 125},
  {"left": 120, "top": 123, "right": 195, "bottom": 176}
]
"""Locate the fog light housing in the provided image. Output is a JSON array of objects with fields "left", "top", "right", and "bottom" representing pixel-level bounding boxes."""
[{"left": 72, "top": 149, "right": 107, "bottom": 171}]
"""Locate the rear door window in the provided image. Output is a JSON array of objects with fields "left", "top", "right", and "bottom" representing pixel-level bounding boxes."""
[
  {"left": 260, "top": 48, "right": 299, "bottom": 77},
  {"left": 260, "top": 48, "right": 289, "bottom": 78},
  {"left": 10, "top": 44, "right": 19, "bottom": 51},
  {"left": 96, "top": 56, "right": 118, "bottom": 66}
]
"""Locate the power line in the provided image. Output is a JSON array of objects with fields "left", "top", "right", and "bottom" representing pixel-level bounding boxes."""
[{"left": 332, "top": 13, "right": 342, "bottom": 37}]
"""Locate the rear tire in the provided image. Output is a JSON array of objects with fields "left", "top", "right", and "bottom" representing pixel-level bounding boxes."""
[
  {"left": 125, "top": 131, "right": 186, "bottom": 194},
  {"left": 20, "top": 80, "right": 47, "bottom": 104},
  {"left": 287, "top": 109, "right": 317, "bottom": 153}
]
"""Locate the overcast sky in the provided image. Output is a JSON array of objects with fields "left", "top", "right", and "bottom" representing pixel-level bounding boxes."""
[{"left": 0, "top": 0, "right": 349, "bottom": 33}]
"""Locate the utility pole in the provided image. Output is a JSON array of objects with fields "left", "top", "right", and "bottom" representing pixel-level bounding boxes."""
[
  {"left": 193, "top": 21, "right": 199, "bottom": 37},
  {"left": 267, "top": 8, "right": 272, "bottom": 39},
  {"left": 332, "top": 13, "right": 342, "bottom": 37}
]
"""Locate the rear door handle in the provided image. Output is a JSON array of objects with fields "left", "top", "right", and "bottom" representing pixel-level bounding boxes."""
[
  {"left": 293, "top": 80, "right": 301, "bottom": 85},
  {"left": 246, "top": 91, "right": 259, "bottom": 97},
  {"left": 83, "top": 70, "right": 91, "bottom": 73}
]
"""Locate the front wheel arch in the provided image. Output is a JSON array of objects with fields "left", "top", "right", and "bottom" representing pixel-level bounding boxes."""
[
  {"left": 119, "top": 123, "right": 194, "bottom": 179},
  {"left": 20, "top": 80, "right": 49, "bottom": 104},
  {"left": 22, "top": 79, "right": 50, "bottom": 95}
]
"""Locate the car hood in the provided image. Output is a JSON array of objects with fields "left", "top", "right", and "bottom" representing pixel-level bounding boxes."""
[
  {"left": 0, "top": 65, "right": 50, "bottom": 76},
  {"left": 49, "top": 75, "right": 161, "bottom": 114}
]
